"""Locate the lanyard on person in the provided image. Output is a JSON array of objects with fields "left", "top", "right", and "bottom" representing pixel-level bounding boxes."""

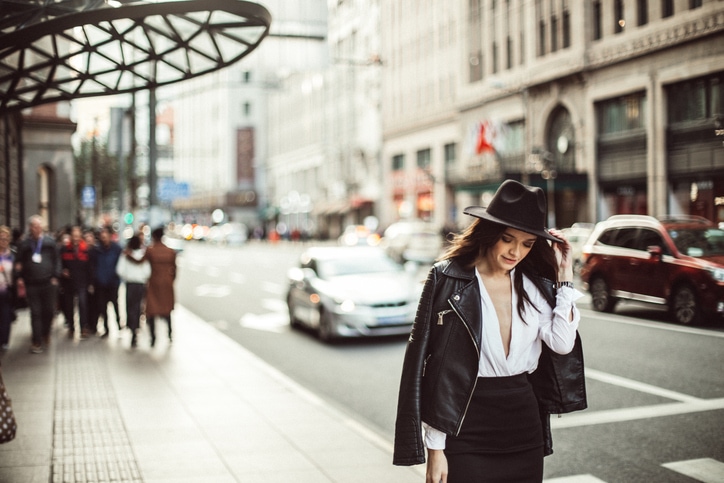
[{"left": 32, "top": 237, "right": 43, "bottom": 263}]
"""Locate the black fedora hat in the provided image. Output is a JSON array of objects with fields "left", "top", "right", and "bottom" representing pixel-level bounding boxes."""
[{"left": 464, "top": 180, "right": 561, "bottom": 242}]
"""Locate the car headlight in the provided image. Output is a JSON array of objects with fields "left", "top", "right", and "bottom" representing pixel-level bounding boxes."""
[
  {"left": 707, "top": 267, "right": 724, "bottom": 282},
  {"left": 339, "top": 300, "right": 356, "bottom": 312}
]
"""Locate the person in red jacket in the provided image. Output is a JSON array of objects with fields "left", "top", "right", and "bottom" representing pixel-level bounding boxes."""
[{"left": 60, "top": 226, "right": 93, "bottom": 339}]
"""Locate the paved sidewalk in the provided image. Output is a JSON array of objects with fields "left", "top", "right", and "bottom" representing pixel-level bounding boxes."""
[{"left": 0, "top": 305, "right": 423, "bottom": 482}]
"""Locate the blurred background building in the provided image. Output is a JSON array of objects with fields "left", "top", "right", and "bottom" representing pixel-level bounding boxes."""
[{"left": 4, "top": 0, "right": 723, "bottom": 236}]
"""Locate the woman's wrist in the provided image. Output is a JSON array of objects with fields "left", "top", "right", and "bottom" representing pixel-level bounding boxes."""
[{"left": 555, "top": 281, "right": 573, "bottom": 288}]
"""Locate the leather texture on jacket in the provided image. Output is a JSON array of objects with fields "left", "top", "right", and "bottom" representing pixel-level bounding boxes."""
[{"left": 393, "top": 259, "right": 587, "bottom": 466}]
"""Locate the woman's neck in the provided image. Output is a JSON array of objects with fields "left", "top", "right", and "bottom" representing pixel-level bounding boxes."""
[{"left": 475, "top": 259, "right": 510, "bottom": 280}]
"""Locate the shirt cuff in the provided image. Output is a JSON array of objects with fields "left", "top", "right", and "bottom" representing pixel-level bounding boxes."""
[
  {"left": 556, "top": 284, "right": 585, "bottom": 303},
  {"left": 422, "top": 422, "right": 447, "bottom": 450}
]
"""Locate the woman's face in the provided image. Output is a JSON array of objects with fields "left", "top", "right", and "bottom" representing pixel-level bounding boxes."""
[{"left": 485, "top": 227, "right": 537, "bottom": 272}]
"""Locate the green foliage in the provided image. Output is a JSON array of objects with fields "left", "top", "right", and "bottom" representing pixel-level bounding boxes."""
[{"left": 73, "top": 137, "right": 127, "bottom": 212}]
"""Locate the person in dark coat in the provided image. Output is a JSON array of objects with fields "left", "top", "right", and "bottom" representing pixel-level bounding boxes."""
[
  {"left": 59, "top": 226, "right": 93, "bottom": 339},
  {"left": 14, "top": 215, "right": 62, "bottom": 353},
  {"left": 91, "top": 227, "right": 123, "bottom": 337},
  {"left": 144, "top": 227, "right": 176, "bottom": 346},
  {"left": 394, "top": 180, "right": 585, "bottom": 482}
]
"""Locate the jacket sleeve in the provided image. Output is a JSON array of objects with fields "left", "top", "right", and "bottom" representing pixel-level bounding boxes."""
[{"left": 393, "top": 266, "right": 438, "bottom": 466}]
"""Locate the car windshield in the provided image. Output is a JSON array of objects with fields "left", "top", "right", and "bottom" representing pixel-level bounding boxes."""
[
  {"left": 317, "top": 254, "right": 401, "bottom": 278},
  {"left": 667, "top": 227, "right": 724, "bottom": 257}
]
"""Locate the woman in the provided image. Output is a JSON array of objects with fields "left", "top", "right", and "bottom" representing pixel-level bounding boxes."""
[
  {"left": 116, "top": 235, "right": 150, "bottom": 348},
  {"left": 394, "top": 180, "right": 586, "bottom": 482},
  {"left": 0, "top": 226, "right": 15, "bottom": 351}
]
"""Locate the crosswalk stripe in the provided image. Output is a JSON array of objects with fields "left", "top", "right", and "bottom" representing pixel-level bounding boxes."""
[
  {"left": 543, "top": 475, "right": 607, "bottom": 483},
  {"left": 662, "top": 458, "right": 724, "bottom": 483}
]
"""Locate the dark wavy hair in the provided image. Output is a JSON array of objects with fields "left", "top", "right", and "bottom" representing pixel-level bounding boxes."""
[{"left": 439, "top": 218, "right": 558, "bottom": 321}]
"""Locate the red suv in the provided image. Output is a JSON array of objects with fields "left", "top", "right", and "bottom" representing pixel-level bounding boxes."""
[{"left": 580, "top": 215, "right": 724, "bottom": 325}]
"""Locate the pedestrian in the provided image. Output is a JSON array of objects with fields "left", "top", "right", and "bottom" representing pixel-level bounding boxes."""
[
  {"left": 393, "top": 180, "right": 587, "bottom": 482},
  {"left": 84, "top": 229, "right": 99, "bottom": 335},
  {"left": 0, "top": 226, "right": 16, "bottom": 351},
  {"left": 115, "top": 235, "right": 149, "bottom": 348},
  {"left": 91, "top": 227, "right": 122, "bottom": 337},
  {"left": 59, "top": 226, "right": 93, "bottom": 339},
  {"left": 14, "top": 215, "right": 61, "bottom": 354},
  {"left": 144, "top": 227, "right": 176, "bottom": 347}
]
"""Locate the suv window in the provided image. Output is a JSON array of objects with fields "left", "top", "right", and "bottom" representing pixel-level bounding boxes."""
[
  {"left": 668, "top": 227, "right": 724, "bottom": 257},
  {"left": 616, "top": 228, "right": 640, "bottom": 249},
  {"left": 635, "top": 228, "right": 668, "bottom": 253}
]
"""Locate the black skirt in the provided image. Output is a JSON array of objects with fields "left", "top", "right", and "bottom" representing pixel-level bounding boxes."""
[{"left": 444, "top": 374, "right": 544, "bottom": 482}]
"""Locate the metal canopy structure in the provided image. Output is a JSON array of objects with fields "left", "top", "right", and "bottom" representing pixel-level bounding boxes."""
[{"left": 0, "top": 0, "right": 272, "bottom": 111}]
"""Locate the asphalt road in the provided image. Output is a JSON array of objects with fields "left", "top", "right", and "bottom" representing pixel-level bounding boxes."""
[{"left": 175, "top": 240, "right": 724, "bottom": 482}]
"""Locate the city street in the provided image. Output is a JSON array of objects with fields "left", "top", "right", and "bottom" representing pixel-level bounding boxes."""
[{"left": 176, "top": 241, "right": 724, "bottom": 482}]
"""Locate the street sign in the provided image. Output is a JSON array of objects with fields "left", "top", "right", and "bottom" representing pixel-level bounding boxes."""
[{"left": 81, "top": 186, "right": 95, "bottom": 208}]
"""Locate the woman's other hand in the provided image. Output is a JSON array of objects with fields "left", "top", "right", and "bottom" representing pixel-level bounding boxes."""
[
  {"left": 549, "top": 228, "right": 574, "bottom": 282},
  {"left": 426, "top": 449, "right": 448, "bottom": 483}
]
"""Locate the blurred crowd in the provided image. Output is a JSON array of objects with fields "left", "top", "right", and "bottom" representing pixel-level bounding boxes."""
[{"left": 0, "top": 216, "right": 176, "bottom": 355}]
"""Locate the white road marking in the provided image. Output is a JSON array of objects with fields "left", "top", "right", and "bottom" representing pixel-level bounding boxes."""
[
  {"left": 229, "top": 272, "right": 246, "bottom": 284},
  {"left": 205, "top": 266, "right": 221, "bottom": 277},
  {"left": 262, "top": 281, "right": 285, "bottom": 295},
  {"left": 544, "top": 476, "right": 607, "bottom": 483},
  {"left": 239, "top": 312, "right": 289, "bottom": 333},
  {"left": 551, "top": 398, "right": 724, "bottom": 429},
  {"left": 586, "top": 368, "right": 703, "bottom": 403},
  {"left": 261, "top": 298, "right": 287, "bottom": 312},
  {"left": 194, "top": 284, "right": 231, "bottom": 298},
  {"left": 662, "top": 458, "right": 724, "bottom": 483},
  {"left": 582, "top": 309, "right": 724, "bottom": 338}
]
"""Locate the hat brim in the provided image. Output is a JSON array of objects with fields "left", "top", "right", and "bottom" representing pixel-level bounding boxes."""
[{"left": 464, "top": 206, "right": 563, "bottom": 243}]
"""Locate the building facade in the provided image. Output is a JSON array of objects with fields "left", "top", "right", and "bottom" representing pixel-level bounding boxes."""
[
  {"left": 1, "top": 102, "right": 76, "bottom": 233},
  {"left": 266, "top": 0, "right": 382, "bottom": 239},
  {"left": 171, "top": 0, "right": 328, "bottom": 230},
  {"left": 380, "top": 0, "right": 724, "bottom": 230}
]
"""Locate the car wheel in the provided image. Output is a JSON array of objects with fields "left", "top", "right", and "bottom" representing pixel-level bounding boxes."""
[
  {"left": 318, "top": 309, "right": 336, "bottom": 343},
  {"left": 590, "top": 277, "right": 617, "bottom": 313},
  {"left": 671, "top": 285, "right": 701, "bottom": 325}
]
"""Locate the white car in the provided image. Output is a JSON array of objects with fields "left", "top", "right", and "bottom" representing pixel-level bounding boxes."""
[{"left": 286, "top": 247, "right": 421, "bottom": 342}]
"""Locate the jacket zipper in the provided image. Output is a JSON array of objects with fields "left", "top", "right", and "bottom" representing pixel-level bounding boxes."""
[
  {"left": 436, "top": 309, "right": 452, "bottom": 325},
  {"left": 422, "top": 354, "right": 431, "bottom": 376},
  {"left": 448, "top": 300, "right": 480, "bottom": 436}
]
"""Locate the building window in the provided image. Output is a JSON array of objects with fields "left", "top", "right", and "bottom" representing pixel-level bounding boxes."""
[
  {"left": 492, "top": 42, "right": 499, "bottom": 73},
  {"left": 468, "top": 0, "right": 483, "bottom": 82},
  {"left": 562, "top": 8, "right": 570, "bottom": 48},
  {"left": 614, "top": 0, "right": 624, "bottom": 34},
  {"left": 520, "top": 32, "right": 525, "bottom": 64},
  {"left": 662, "top": 0, "right": 674, "bottom": 18},
  {"left": 551, "top": 15, "right": 558, "bottom": 52},
  {"left": 637, "top": 0, "right": 648, "bottom": 26},
  {"left": 593, "top": 1, "right": 602, "bottom": 40},
  {"left": 392, "top": 154, "right": 405, "bottom": 171},
  {"left": 597, "top": 93, "right": 648, "bottom": 134},
  {"left": 444, "top": 143, "right": 457, "bottom": 168},
  {"left": 242, "top": 71, "right": 251, "bottom": 83},
  {"left": 538, "top": 19, "right": 546, "bottom": 55},
  {"left": 417, "top": 148, "right": 431, "bottom": 170},
  {"left": 506, "top": 36, "right": 513, "bottom": 69},
  {"left": 689, "top": 0, "right": 702, "bottom": 8},
  {"left": 668, "top": 74, "right": 724, "bottom": 124},
  {"left": 243, "top": 102, "right": 251, "bottom": 116}
]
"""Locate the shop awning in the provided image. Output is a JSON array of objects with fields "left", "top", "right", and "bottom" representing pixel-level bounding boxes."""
[{"left": 0, "top": 0, "right": 271, "bottom": 111}]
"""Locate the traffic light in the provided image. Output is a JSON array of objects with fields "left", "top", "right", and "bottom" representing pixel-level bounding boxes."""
[{"left": 124, "top": 212, "right": 134, "bottom": 224}]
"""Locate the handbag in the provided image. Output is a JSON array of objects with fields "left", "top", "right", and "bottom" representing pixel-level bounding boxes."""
[{"left": 0, "top": 369, "right": 17, "bottom": 444}]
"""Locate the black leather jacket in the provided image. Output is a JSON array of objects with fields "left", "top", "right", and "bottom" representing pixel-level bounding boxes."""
[{"left": 393, "top": 259, "right": 587, "bottom": 466}]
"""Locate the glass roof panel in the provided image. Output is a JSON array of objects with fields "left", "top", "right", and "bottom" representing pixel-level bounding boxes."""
[{"left": 0, "top": 0, "right": 271, "bottom": 110}]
